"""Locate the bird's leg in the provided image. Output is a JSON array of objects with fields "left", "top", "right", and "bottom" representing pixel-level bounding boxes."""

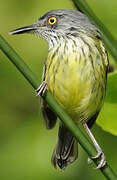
[
  {"left": 82, "top": 121, "right": 106, "bottom": 169},
  {"left": 36, "top": 81, "right": 47, "bottom": 96}
]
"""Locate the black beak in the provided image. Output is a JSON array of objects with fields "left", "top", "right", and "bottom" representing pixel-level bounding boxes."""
[{"left": 9, "top": 25, "right": 36, "bottom": 35}]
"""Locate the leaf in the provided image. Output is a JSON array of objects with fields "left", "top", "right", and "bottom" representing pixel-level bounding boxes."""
[
  {"left": 105, "top": 72, "right": 117, "bottom": 103},
  {"left": 97, "top": 72, "right": 117, "bottom": 136}
]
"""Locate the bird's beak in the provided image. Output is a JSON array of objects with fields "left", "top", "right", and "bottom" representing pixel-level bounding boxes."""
[{"left": 9, "top": 24, "right": 37, "bottom": 35}]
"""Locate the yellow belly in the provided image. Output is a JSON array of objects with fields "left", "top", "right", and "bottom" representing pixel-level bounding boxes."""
[{"left": 44, "top": 39, "right": 107, "bottom": 122}]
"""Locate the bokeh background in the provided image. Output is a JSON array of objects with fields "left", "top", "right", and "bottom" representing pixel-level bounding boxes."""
[{"left": 0, "top": 0, "right": 117, "bottom": 180}]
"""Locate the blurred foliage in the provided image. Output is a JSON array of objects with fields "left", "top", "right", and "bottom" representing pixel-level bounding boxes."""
[
  {"left": 97, "top": 72, "right": 117, "bottom": 136},
  {"left": 0, "top": 0, "right": 117, "bottom": 180}
]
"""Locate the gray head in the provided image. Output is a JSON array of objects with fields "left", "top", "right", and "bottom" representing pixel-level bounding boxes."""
[{"left": 9, "top": 9, "right": 99, "bottom": 47}]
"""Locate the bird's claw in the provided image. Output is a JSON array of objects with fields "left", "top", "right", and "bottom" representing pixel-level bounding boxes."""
[
  {"left": 88, "top": 150, "right": 106, "bottom": 169},
  {"left": 36, "top": 81, "right": 47, "bottom": 96},
  {"left": 94, "top": 151, "right": 106, "bottom": 169}
]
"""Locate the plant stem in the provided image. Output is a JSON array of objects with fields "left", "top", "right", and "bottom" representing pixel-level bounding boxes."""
[
  {"left": 72, "top": 0, "right": 117, "bottom": 61},
  {"left": 0, "top": 35, "right": 117, "bottom": 179},
  {"left": 0, "top": 36, "right": 39, "bottom": 89},
  {"left": 0, "top": 35, "right": 117, "bottom": 180}
]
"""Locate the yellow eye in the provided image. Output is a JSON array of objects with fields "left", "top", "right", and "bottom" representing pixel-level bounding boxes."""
[{"left": 48, "top": 17, "right": 57, "bottom": 25}]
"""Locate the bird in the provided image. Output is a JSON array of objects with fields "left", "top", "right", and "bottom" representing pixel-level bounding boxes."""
[{"left": 9, "top": 9, "right": 109, "bottom": 170}]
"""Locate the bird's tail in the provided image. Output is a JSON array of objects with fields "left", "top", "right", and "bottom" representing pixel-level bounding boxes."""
[{"left": 51, "top": 124, "right": 78, "bottom": 169}]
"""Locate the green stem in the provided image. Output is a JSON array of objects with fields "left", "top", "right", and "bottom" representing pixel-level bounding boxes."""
[
  {"left": 73, "top": 0, "right": 117, "bottom": 61},
  {"left": 0, "top": 35, "right": 117, "bottom": 180},
  {"left": 0, "top": 35, "right": 39, "bottom": 89}
]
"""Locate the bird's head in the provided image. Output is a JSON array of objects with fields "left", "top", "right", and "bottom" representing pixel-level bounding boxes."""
[{"left": 9, "top": 9, "right": 99, "bottom": 49}]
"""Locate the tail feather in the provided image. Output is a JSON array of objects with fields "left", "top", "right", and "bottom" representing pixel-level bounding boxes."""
[{"left": 51, "top": 125, "right": 78, "bottom": 169}]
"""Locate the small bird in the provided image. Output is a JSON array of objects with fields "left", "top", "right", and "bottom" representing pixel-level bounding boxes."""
[{"left": 9, "top": 9, "right": 109, "bottom": 170}]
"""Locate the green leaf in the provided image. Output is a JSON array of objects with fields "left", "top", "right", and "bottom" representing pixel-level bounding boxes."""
[
  {"left": 97, "top": 72, "right": 117, "bottom": 135},
  {"left": 105, "top": 72, "right": 117, "bottom": 103}
]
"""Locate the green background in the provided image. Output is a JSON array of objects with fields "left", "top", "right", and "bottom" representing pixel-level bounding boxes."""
[{"left": 0, "top": 0, "right": 117, "bottom": 180}]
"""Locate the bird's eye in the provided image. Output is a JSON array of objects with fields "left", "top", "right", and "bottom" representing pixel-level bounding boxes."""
[{"left": 48, "top": 17, "right": 57, "bottom": 25}]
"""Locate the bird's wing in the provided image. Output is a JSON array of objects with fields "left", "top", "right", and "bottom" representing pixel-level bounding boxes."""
[{"left": 41, "top": 63, "right": 57, "bottom": 129}]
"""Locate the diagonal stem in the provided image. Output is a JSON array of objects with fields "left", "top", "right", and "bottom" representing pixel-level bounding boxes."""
[
  {"left": 72, "top": 0, "right": 117, "bottom": 61},
  {"left": 0, "top": 35, "right": 117, "bottom": 180}
]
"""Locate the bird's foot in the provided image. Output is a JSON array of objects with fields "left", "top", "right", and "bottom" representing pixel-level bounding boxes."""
[
  {"left": 88, "top": 149, "right": 106, "bottom": 169},
  {"left": 36, "top": 81, "right": 47, "bottom": 96}
]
